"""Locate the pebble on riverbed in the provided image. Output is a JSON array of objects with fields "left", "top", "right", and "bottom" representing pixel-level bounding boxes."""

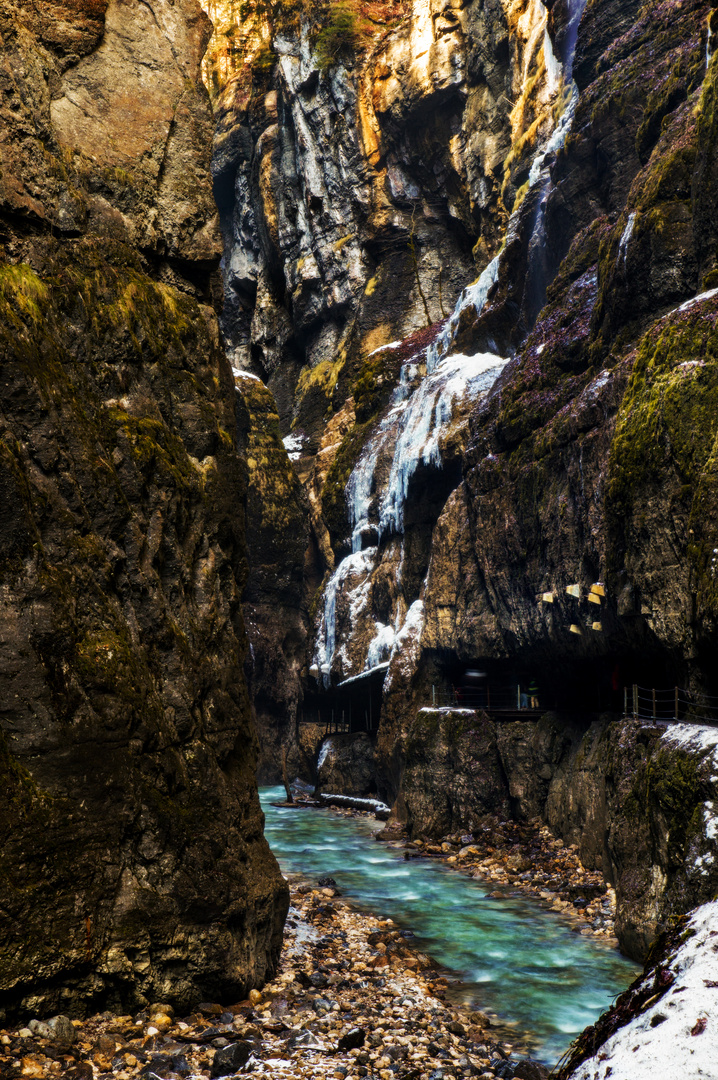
[{"left": 0, "top": 882, "right": 549, "bottom": 1080}]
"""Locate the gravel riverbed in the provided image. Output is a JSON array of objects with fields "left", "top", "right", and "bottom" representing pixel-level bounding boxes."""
[
  {"left": 0, "top": 808, "right": 621, "bottom": 1080},
  {"left": 0, "top": 880, "right": 548, "bottom": 1080}
]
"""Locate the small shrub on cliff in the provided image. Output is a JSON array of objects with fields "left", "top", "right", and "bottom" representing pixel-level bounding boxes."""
[{"left": 316, "top": 0, "right": 366, "bottom": 70}]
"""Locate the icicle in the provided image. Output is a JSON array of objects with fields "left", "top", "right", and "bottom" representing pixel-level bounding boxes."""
[
  {"left": 317, "top": 738, "right": 334, "bottom": 771},
  {"left": 383, "top": 600, "right": 426, "bottom": 692},
  {"left": 426, "top": 255, "right": 501, "bottom": 374},
  {"left": 543, "top": 27, "right": 562, "bottom": 95},
  {"left": 366, "top": 623, "right": 395, "bottom": 668}
]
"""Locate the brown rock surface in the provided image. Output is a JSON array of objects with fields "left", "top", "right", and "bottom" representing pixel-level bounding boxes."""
[
  {"left": 315, "top": 733, "right": 377, "bottom": 797},
  {"left": 0, "top": 0, "right": 287, "bottom": 1020},
  {"left": 234, "top": 372, "right": 312, "bottom": 782}
]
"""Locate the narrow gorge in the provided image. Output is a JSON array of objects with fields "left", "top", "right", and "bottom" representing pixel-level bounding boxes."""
[{"left": 1, "top": 0, "right": 718, "bottom": 1076}]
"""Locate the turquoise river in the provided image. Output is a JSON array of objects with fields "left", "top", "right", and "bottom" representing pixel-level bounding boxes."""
[{"left": 260, "top": 787, "right": 639, "bottom": 1065}]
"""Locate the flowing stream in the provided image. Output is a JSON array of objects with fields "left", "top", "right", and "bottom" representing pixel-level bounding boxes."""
[{"left": 260, "top": 787, "right": 638, "bottom": 1065}]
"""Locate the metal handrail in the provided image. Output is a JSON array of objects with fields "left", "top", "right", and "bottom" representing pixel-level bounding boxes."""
[{"left": 623, "top": 684, "right": 718, "bottom": 725}]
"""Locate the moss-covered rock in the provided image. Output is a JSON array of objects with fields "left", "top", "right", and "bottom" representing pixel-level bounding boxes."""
[{"left": 0, "top": 0, "right": 287, "bottom": 1022}]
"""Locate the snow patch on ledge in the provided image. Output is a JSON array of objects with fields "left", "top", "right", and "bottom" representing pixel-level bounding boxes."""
[
  {"left": 571, "top": 900, "right": 718, "bottom": 1080},
  {"left": 662, "top": 723, "right": 718, "bottom": 766},
  {"left": 337, "top": 661, "right": 390, "bottom": 688},
  {"left": 367, "top": 340, "right": 402, "bottom": 357},
  {"left": 660, "top": 288, "right": 718, "bottom": 322},
  {"left": 233, "top": 367, "right": 261, "bottom": 381},
  {"left": 418, "top": 707, "right": 481, "bottom": 716}
]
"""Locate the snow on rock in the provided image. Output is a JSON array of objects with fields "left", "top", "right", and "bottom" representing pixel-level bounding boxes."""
[
  {"left": 679, "top": 287, "right": 718, "bottom": 312},
  {"left": 569, "top": 901, "right": 718, "bottom": 1080},
  {"left": 663, "top": 722, "right": 718, "bottom": 767},
  {"left": 316, "top": 737, "right": 334, "bottom": 772},
  {"left": 384, "top": 600, "right": 425, "bottom": 692},
  {"left": 232, "top": 367, "right": 261, "bottom": 381},
  {"left": 704, "top": 800, "right": 718, "bottom": 841},
  {"left": 366, "top": 622, "right": 396, "bottom": 668},
  {"left": 282, "top": 432, "right": 306, "bottom": 461},
  {"left": 426, "top": 257, "right": 501, "bottom": 373},
  {"left": 660, "top": 288, "right": 718, "bottom": 322},
  {"left": 317, "top": 793, "right": 391, "bottom": 819},
  {"left": 418, "top": 707, "right": 480, "bottom": 716},
  {"left": 367, "top": 340, "right": 402, "bottom": 357}
]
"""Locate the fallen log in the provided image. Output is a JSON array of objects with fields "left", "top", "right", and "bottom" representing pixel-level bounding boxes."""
[{"left": 316, "top": 793, "right": 391, "bottom": 820}]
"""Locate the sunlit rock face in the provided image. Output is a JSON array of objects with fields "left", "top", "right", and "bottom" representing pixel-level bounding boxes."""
[
  {"left": 0, "top": 0, "right": 287, "bottom": 1019},
  {"left": 212, "top": 0, "right": 563, "bottom": 403},
  {"left": 209, "top": 0, "right": 563, "bottom": 774}
]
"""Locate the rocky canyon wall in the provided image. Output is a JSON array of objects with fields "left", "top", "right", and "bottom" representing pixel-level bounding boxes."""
[
  {"left": 0, "top": 0, "right": 287, "bottom": 1020},
  {"left": 209, "top": 0, "right": 718, "bottom": 961},
  {"left": 211, "top": 0, "right": 717, "bottom": 771},
  {"left": 211, "top": 0, "right": 576, "bottom": 773},
  {"left": 400, "top": 710, "right": 718, "bottom": 961}
]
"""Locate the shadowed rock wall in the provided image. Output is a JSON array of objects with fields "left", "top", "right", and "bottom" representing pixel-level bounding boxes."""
[
  {"left": 401, "top": 711, "right": 718, "bottom": 962},
  {"left": 0, "top": 0, "right": 287, "bottom": 1020}
]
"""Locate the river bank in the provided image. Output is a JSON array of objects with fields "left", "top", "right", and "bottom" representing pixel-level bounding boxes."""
[
  {"left": 0, "top": 879, "right": 551, "bottom": 1080},
  {"left": 0, "top": 799, "right": 638, "bottom": 1080}
]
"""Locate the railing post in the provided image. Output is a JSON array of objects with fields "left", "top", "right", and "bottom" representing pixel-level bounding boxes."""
[
  {"left": 432, "top": 684, "right": 435, "bottom": 706},
  {"left": 675, "top": 686, "right": 679, "bottom": 721},
  {"left": 652, "top": 688, "right": 656, "bottom": 721},
  {"left": 633, "top": 684, "right": 638, "bottom": 719}
]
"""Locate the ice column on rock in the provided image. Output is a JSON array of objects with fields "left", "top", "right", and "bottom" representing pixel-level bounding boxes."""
[
  {"left": 617, "top": 212, "right": 636, "bottom": 268},
  {"left": 313, "top": 548, "right": 376, "bottom": 686},
  {"left": 379, "top": 352, "right": 508, "bottom": 537},
  {"left": 346, "top": 354, "right": 424, "bottom": 553},
  {"left": 425, "top": 256, "right": 501, "bottom": 374}
]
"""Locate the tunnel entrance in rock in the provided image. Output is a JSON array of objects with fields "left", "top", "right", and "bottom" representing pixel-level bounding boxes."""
[
  {"left": 301, "top": 663, "right": 387, "bottom": 734},
  {"left": 428, "top": 650, "right": 686, "bottom": 721}
]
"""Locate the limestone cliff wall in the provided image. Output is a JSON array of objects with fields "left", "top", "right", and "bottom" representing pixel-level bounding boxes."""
[
  {"left": 210, "top": 0, "right": 570, "bottom": 772},
  {"left": 374, "top": 0, "right": 716, "bottom": 807},
  {"left": 0, "top": 0, "right": 287, "bottom": 1019}
]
